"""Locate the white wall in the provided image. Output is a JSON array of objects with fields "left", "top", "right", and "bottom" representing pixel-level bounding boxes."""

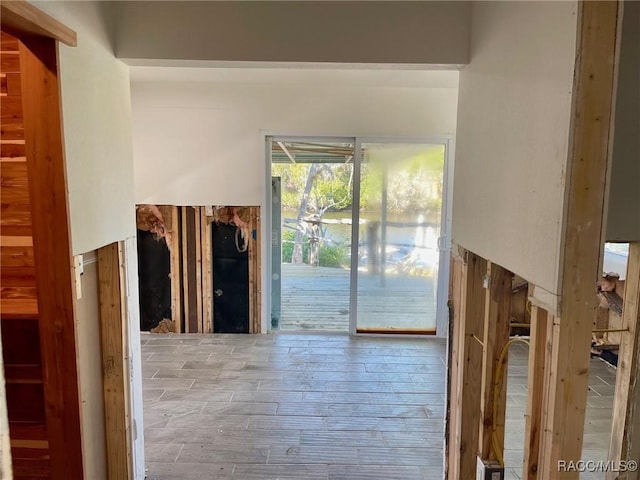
[
  {"left": 115, "top": 1, "right": 470, "bottom": 66},
  {"left": 452, "top": 1, "right": 578, "bottom": 296},
  {"left": 606, "top": 0, "right": 640, "bottom": 242},
  {"left": 132, "top": 69, "right": 459, "bottom": 205},
  {"left": 32, "top": 1, "right": 137, "bottom": 255}
]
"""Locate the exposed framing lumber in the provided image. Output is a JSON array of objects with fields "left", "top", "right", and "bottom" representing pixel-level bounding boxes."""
[
  {"left": 169, "top": 206, "right": 182, "bottom": 332},
  {"left": 97, "top": 242, "right": 133, "bottom": 480},
  {"left": 247, "top": 207, "right": 262, "bottom": 333},
  {"left": 523, "top": 305, "right": 550, "bottom": 480},
  {"left": 19, "top": 34, "right": 83, "bottom": 479},
  {"left": 479, "top": 262, "right": 512, "bottom": 461},
  {"left": 195, "top": 206, "right": 203, "bottom": 333},
  {"left": 255, "top": 208, "right": 262, "bottom": 334},
  {"left": 608, "top": 243, "right": 640, "bottom": 479},
  {"left": 0, "top": 0, "right": 76, "bottom": 47},
  {"left": 446, "top": 247, "right": 465, "bottom": 480},
  {"left": 202, "top": 208, "right": 212, "bottom": 333},
  {"left": 538, "top": 2, "right": 621, "bottom": 477},
  {"left": 449, "top": 249, "right": 487, "bottom": 478},
  {"left": 181, "top": 206, "right": 190, "bottom": 332}
]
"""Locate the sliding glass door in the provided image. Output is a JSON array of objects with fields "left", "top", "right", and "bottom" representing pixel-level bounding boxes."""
[
  {"left": 352, "top": 142, "right": 445, "bottom": 333},
  {"left": 270, "top": 136, "right": 449, "bottom": 335}
]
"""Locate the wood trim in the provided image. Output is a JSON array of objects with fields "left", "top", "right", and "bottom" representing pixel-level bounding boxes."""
[
  {"left": 523, "top": 306, "right": 549, "bottom": 480},
  {"left": 607, "top": 243, "right": 640, "bottom": 478},
  {"left": 540, "top": 2, "right": 621, "bottom": 476},
  {"left": 0, "top": 0, "right": 77, "bottom": 47},
  {"left": 97, "top": 242, "right": 133, "bottom": 480},
  {"left": 0, "top": 322, "right": 12, "bottom": 479},
  {"left": 479, "top": 262, "right": 512, "bottom": 461},
  {"left": 19, "top": 34, "right": 83, "bottom": 479}
]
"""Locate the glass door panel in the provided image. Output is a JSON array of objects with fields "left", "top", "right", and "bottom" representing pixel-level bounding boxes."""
[{"left": 355, "top": 143, "right": 444, "bottom": 333}]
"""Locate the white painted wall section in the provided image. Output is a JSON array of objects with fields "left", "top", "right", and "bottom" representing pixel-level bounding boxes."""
[
  {"left": 452, "top": 1, "right": 578, "bottom": 295},
  {"left": 31, "top": 1, "right": 137, "bottom": 255},
  {"left": 131, "top": 69, "right": 459, "bottom": 205}
]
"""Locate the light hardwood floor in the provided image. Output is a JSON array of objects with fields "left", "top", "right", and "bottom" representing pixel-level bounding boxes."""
[{"left": 142, "top": 333, "right": 615, "bottom": 479}]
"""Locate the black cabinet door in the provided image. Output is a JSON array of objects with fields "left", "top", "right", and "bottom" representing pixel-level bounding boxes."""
[{"left": 212, "top": 223, "right": 249, "bottom": 333}]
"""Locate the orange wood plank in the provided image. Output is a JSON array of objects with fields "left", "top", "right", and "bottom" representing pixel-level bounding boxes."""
[
  {"left": 1, "top": 286, "right": 37, "bottom": 300},
  {"left": 0, "top": 245, "right": 34, "bottom": 267},
  {"left": 0, "top": 141, "right": 25, "bottom": 158},
  {"left": 19, "top": 35, "right": 84, "bottom": 479},
  {"left": 1, "top": 96, "right": 22, "bottom": 120},
  {"left": 8, "top": 422, "right": 47, "bottom": 442},
  {"left": 0, "top": 123, "right": 24, "bottom": 140},
  {"left": 0, "top": 52, "right": 19, "bottom": 73},
  {"left": 0, "top": 32, "right": 19, "bottom": 52}
]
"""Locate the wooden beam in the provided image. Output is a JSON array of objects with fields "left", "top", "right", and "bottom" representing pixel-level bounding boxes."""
[
  {"left": 202, "top": 208, "right": 212, "bottom": 333},
  {"left": 19, "top": 34, "right": 83, "bottom": 479},
  {"left": 168, "top": 206, "right": 182, "bottom": 332},
  {"left": 539, "top": 2, "right": 621, "bottom": 477},
  {"left": 97, "top": 242, "right": 133, "bottom": 480},
  {"left": 181, "top": 206, "right": 190, "bottom": 333},
  {"left": 248, "top": 207, "right": 257, "bottom": 334},
  {"left": 523, "top": 306, "right": 550, "bottom": 480},
  {"left": 255, "top": 208, "right": 262, "bottom": 334},
  {"left": 450, "top": 249, "right": 487, "bottom": 478},
  {"left": 446, "top": 246, "right": 465, "bottom": 480},
  {"left": 195, "top": 207, "right": 203, "bottom": 333},
  {"left": 0, "top": 0, "right": 77, "bottom": 47},
  {"left": 479, "top": 262, "right": 512, "bottom": 461},
  {"left": 608, "top": 243, "right": 640, "bottom": 479}
]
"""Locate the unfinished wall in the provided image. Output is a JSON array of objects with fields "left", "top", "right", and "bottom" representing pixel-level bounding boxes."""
[
  {"left": 131, "top": 71, "right": 459, "bottom": 205},
  {"left": 31, "top": 1, "right": 136, "bottom": 255},
  {"left": 452, "top": 1, "right": 578, "bottom": 296},
  {"left": 606, "top": 0, "right": 640, "bottom": 242},
  {"left": 114, "top": 1, "right": 470, "bottom": 66},
  {"left": 75, "top": 253, "right": 107, "bottom": 480}
]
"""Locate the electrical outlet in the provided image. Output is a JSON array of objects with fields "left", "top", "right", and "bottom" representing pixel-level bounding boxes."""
[{"left": 477, "top": 456, "right": 504, "bottom": 480}]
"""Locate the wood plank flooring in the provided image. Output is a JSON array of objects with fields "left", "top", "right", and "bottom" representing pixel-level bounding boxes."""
[
  {"left": 142, "top": 333, "right": 616, "bottom": 479},
  {"left": 280, "top": 264, "right": 437, "bottom": 332}
]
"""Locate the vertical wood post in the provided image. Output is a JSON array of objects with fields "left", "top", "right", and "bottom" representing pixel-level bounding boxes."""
[
  {"left": 20, "top": 35, "right": 84, "bottom": 479},
  {"left": 479, "top": 262, "right": 513, "bottom": 461},
  {"left": 608, "top": 243, "right": 640, "bottom": 480},
  {"left": 539, "top": 2, "right": 621, "bottom": 477},
  {"left": 97, "top": 242, "right": 133, "bottom": 480},
  {"left": 446, "top": 247, "right": 465, "bottom": 480},
  {"left": 449, "top": 249, "right": 487, "bottom": 478},
  {"left": 523, "top": 306, "right": 550, "bottom": 479}
]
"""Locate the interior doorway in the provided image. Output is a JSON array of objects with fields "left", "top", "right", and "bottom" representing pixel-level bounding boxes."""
[{"left": 269, "top": 136, "right": 452, "bottom": 336}]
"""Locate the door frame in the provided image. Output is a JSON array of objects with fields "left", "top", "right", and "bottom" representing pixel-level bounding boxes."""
[{"left": 264, "top": 134, "right": 454, "bottom": 337}]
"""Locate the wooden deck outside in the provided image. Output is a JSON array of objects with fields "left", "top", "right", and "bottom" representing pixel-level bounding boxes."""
[{"left": 279, "top": 264, "right": 437, "bottom": 332}]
